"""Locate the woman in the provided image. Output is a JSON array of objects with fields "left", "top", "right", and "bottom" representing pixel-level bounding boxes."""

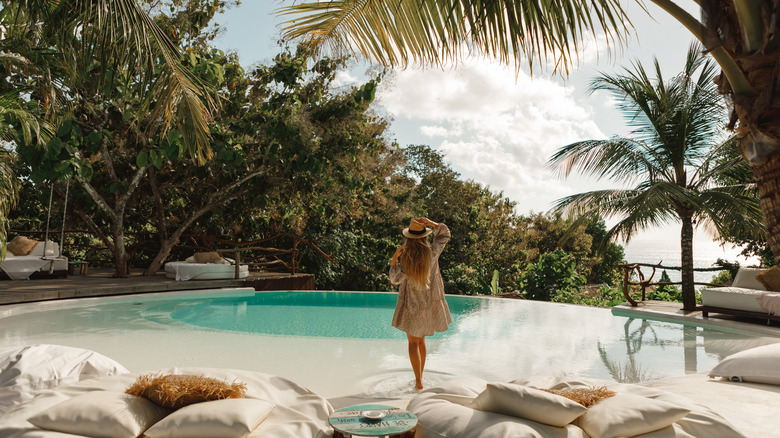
[{"left": 389, "top": 217, "right": 451, "bottom": 390}]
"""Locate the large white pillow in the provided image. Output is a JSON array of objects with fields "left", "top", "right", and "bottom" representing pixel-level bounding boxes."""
[
  {"left": 732, "top": 267, "right": 768, "bottom": 290},
  {"left": 144, "top": 398, "right": 275, "bottom": 438},
  {"left": 469, "top": 382, "right": 586, "bottom": 427},
  {"left": 29, "top": 241, "right": 59, "bottom": 257},
  {"left": 709, "top": 342, "right": 780, "bottom": 385},
  {"left": 576, "top": 393, "right": 690, "bottom": 438},
  {"left": 27, "top": 391, "right": 169, "bottom": 438},
  {"left": 0, "top": 344, "right": 129, "bottom": 414}
]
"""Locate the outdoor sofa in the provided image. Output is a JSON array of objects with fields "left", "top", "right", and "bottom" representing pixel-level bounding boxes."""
[{"left": 698, "top": 266, "right": 780, "bottom": 323}]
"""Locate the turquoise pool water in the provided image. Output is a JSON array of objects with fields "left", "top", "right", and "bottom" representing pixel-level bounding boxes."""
[{"left": 159, "top": 291, "right": 483, "bottom": 339}]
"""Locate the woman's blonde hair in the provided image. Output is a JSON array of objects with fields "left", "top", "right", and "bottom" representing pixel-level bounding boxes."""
[{"left": 401, "top": 236, "right": 432, "bottom": 288}]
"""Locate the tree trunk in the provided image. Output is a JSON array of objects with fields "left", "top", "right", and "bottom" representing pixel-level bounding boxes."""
[
  {"left": 112, "top": 221, "right": 130, "bottom": 278},
  {"left": 750, "top": 152, "right": 780, "bottom": 264},
  {"left": 680, "top": 215, "right": 696, "bottom": 311}
]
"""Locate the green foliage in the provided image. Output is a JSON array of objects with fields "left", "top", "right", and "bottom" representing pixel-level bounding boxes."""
[
  {"left": 443, "top": 264, "right": 483, "bottom": 295},
  {"left": 301, "top": 229, "right": 396, "bottom": 291},
  {"left": 519, "top": 249, "right": 586, "bottom": 301},
  {"left": 553, "top": 286, "right": 625, "bottom": 307},
  {"left": 653, "top": 270, "right": 678, "bottom": 295},
  {"left": 714, "top": 259, "right": 741, "bottom": 280},
  {"left": 709, "top": 270, "right": 732, "bottom": 286}
]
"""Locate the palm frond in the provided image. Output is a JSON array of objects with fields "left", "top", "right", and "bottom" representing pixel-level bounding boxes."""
[
  {"left": 277, "top": 0, "right": 633, "bottom": 74},
  {"left": 14, "top": 0, "right": 217, "bottom": 162},
  {"left": 548, "top": 137, "right": 664, "bottom": 183}
]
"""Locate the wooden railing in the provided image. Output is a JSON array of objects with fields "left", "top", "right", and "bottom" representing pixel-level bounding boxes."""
[
  {"left": 618, "top": 262, "right": 726, "bottom": 306},
  {"left": 208, "top": 234, "right": 335, "bottom": 278}
]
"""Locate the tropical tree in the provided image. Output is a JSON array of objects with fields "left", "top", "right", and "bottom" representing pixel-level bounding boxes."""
[
  {"left": 0, "top": 0, "right": 222, "bottom": 253},
  {"left": 0, "top": 147, "right": 19, "bottom": 260},
  {"left": 275, "top": 0, "right": 780, "bottom": 265},
  {"left": 548, "top": 45, "right": 763, "bottom": 310}
]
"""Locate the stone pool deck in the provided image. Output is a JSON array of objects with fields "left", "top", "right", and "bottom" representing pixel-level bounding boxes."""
[
  {"left": 613, "top": 300, "right": 780, "bottom": 336},
  {"left": 0, "top": 268, "right": 314, "bottom": 305}
]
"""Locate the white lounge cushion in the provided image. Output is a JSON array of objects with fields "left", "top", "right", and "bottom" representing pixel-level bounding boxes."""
[
  {"left": 732, "top": 267, "right": 768, "bottom": 290},
  {"left": 0, "top": 344, "right": 129, "bottom": 414},
  {"left": 470, "top": 382, "right": 586, "bottom": 427},
  {"left": 29, "top": 241, "right": 60, "bottom": 257},
  {"left": 144, "top": 398, "right": 275, "bottom": 438},
  {"left": 709, "top": 342, "right": 780, "bottom": 385},
  {"left": 27, "top": 391, "right": 168, "bottom": 438},
  {"left": 576, "top": 393, "right": 690, "bottom": 438},
  {"left": 700, "top": 287, "right": 767, "bottom": 313},
  {"left": 164, "top": 261, "right": 248, "bottom": 281}
]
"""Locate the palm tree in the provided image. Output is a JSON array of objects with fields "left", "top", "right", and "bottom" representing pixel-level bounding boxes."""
[
  {"left": 548, "top": 45, "right": 763, "bottom": 310},
  {"left": 275, "top": 0, "right": 780, "bottom": 265}
]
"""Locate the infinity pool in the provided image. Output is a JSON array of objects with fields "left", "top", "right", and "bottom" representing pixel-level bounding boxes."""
[{"left": 1, "top": 288, "right": 777, "bottom": 398}]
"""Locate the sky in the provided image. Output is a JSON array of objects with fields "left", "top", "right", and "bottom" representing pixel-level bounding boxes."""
[{"left": 210, "top": 1, "right": 754, "bottom": 263}]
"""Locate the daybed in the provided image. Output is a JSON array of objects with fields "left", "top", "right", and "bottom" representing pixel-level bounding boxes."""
[
  {"left": 0, "top": 346, "right": 334, "bottom": 437},
  {"left": 0, "top": 240, "right": 68, "bottom": 280},
  {"left": 408, "top": 375, "right": 745, "bottom": 438},
  {"left": 698, "top": 266, "right": 780, "bottom": 323},
  {"left": 164, "top": 255, "right": 248, "bottom": 281},
  {"left": 408, "top": 342, "right": 780, "bottom": 437}
]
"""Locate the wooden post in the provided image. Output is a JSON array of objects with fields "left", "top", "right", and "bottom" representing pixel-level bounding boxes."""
[
  {"left": 622, "top": 265, "right": 637, "bottom": 306},
  {"left": 234, "top": 251, "right": 241, "bottom": 279}
]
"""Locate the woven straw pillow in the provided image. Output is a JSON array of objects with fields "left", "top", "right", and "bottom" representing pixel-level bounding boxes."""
[
  {"left": 193, "top": 251, "right": 223, "bottom": 263},
  {"left": 757, "top": 266, "right": 780, "bottom": 292},
  {"left": 126, "top": 374, "right": 247, "bottom": 410},
  {"left": 7, "top": 236, "right": 39, "bottom": 256}
]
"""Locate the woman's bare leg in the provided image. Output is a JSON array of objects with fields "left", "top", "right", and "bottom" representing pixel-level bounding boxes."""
[{"left": 407, "top": 334, "right": 426, "bottom": 390}]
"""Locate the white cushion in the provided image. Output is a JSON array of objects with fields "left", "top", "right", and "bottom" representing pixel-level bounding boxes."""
[
  {"left": 144, "top": 398, "right": 275, "bottom": 438},
  {"left": 0, "top": 344, "right": 129, "bottom": 414},
  {"left": 29, "top": 241, "right": 59, "bottom": 257},
  {"left": 700, "top": 287, "right": 767, "bottom": 313},
  {"left": 576, "top": 393, "right": 690, "bottom": 438},
  {"left": 709, "top": 342, "right": 780, "bottom": 385},
  {"left": 469, "top": 382, "right": 586, "bottom": 427},
  {"left": 732, "top": 267, "right": 768, "bottom": 290},
  {"left": 164, "top": 261, "right": 248, "bottom": 280},
  {"left": 27, "top": 391, "right": 169, "bottom": 438}
]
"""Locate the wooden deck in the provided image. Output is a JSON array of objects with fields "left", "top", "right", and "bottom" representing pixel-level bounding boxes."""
[{"left": 0, "top": 268, "right": 314, "bottom": 305}]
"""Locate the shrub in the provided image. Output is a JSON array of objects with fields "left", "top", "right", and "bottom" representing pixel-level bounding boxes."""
[
  {"left": 709, "top": 270, "right": 732, "bottom": 286},
  {"left": 520, "top": 249, "right": 586, "bottom": 301},
  {"left": 443, "top": 263, "right": 483, "bottom": 295},
  {"left": 553, "top": 286, "right": 625, "bottom": 307}
]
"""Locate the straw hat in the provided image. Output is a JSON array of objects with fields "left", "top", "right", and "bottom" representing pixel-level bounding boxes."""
[{"left": 403, "top": 219, "right": 432, "bottom": 238}]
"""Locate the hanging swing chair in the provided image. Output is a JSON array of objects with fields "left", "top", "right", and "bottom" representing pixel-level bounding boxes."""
[
  {"left": 0, "top": 180, "right": 70, "bottom": 280},
  {"left": 40, "top": 179, "right": 70, "bottom": 274}
]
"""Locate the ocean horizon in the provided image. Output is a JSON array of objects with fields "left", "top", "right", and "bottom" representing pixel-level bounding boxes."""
[{"left": 621, "top": 233, "right": 760, "bottom": 288}]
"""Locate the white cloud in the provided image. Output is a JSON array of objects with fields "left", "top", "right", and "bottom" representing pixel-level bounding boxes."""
[
  {"left": 375, "top": 58, "right": 606, "bottom": 213},
  {"left": 332, "top": 69, "right": 360, "bottom": 87}
]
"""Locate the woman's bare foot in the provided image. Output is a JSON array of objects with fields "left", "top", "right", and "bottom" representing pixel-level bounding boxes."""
[{"left": 415, "top": 381, "right": 424, "bottom": 390}]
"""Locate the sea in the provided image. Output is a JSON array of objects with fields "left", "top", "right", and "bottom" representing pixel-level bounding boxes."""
[{"left": 620, "top": 226, "right": 761, "bottom": 288}]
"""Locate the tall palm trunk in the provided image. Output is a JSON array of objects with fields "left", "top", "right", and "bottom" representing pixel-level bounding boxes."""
[
  {"left": 750, "top": 152, "right": 780, "bottom": 264},
  {"left": 679, "top": 215, "right": 696, "bottom": 310}
]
